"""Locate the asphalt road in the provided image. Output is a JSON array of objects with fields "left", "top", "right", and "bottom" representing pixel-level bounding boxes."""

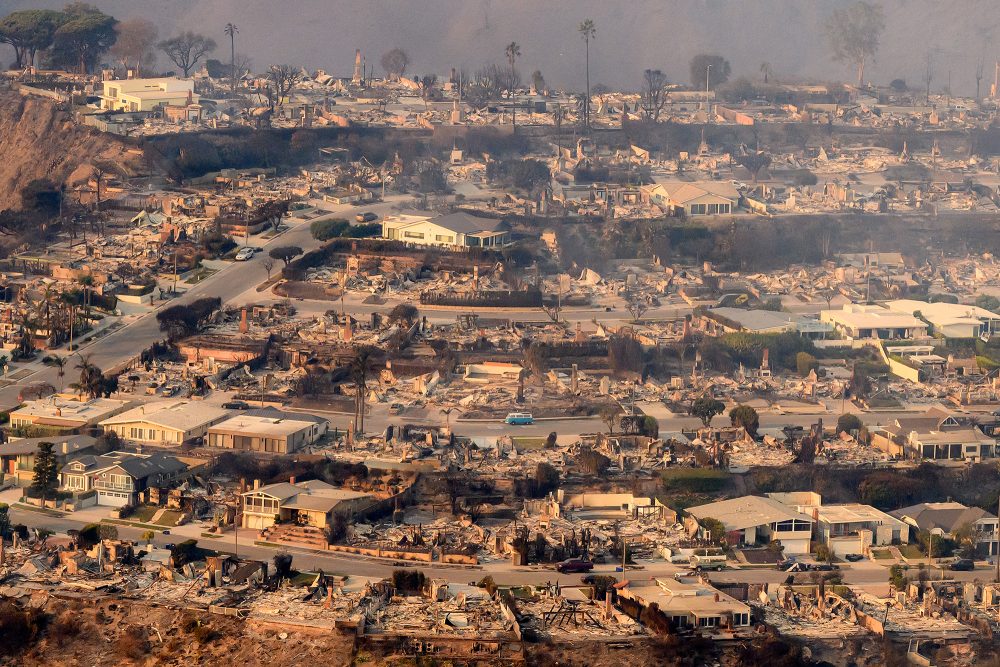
[
  {"left": 10, "top": 503, "right": 995, "bottom": 591},
  {"left": 0, "top": 198, "right": 406, "bottom": 408}
]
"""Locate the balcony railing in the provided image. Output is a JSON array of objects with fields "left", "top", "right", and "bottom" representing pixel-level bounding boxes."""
[{"left": 94, "top": 481, "right": 133, "bottom": 492}]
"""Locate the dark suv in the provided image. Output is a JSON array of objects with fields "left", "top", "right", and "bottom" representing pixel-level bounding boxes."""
[
  {"left": 556, "top": 558, "right": 594, "bottom": 574},
  {"left": 950, "top": 559, "right": 975, "bottom": 571}
]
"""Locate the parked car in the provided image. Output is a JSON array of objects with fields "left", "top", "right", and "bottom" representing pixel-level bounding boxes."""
[
  {"left": 776, "top": 558, "right": 796, "bottom": 571},
  {"left": 222, "top": 400, "right": 250, "bottom": 410},
  {"left": 356, "top": 211, "right": 379, "bottom": 223},
  {"left": 812, "top": 563, "right": 840, "bottom": 571},
  {"left": 235, "top": 247, "right": 255, "bottom": 261},
  {"left": 505, "top": 412, "right": 534, "bottom": 425},
  {"left": 556, "top": 558, "right": 594, "bottom": 574},
  {"left": 844, "top": 553, "right": 865, "bottom": 562},
  {"left": 388, "top": 403, "right": 404, "bottom": 416},
  {"left": 950, "top": 559, "right": 975, "bottom": 571}
]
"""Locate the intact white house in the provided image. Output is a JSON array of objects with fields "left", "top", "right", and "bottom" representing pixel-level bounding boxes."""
[
  {"left": 884, "top": 299, "right": 1000, "bottom": 340},
  {"left": 100, "top": 400, "right": 231, "bottom": 446},
  {"left": 820, "top": 303, "right": 929, "bottom": 340},
  {"left": 685, "top": 495, "right": 814, "bottom": 554},
  {"left": 382, "top": 212, "right": 510, "bottom": 248},
  {"left": 647, "top": 180, "right": 741, "bottom": 216},
  {"left": 100, "top": 77, "right": 198, "bottom": 112}
]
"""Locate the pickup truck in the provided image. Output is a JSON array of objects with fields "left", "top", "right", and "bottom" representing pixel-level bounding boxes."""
[{"left": 690, "top": 553, "right": 727, "bottom": 571}]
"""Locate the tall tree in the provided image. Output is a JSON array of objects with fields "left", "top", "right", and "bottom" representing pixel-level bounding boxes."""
[
  {"left": 505, "top": 41, "right": 521, "bottom": 127},
  {"left": 31, "top": 441, "right": 59, "bottom": 503},
  {"left": 759, "top": 61, "right": 772, "bottom": 83},
  {"left": 0, "top": 9, "right": 66, "bottom": 69},
  {"left": 691, "top": 397, "right": 725, "bottom": 428},
  {"left": 109, "top": 17, "right": 157, "bottom": 76},
  {"left": 224, "top": 22, "right": 238, "bottom": 93},
  {"left": 824, "top": 0, "right": 886, "bottom": 86},
  {"left": 380, "top": 48, "right": 408, "bottom": 80},
  {"left": 158, "top": 30, "right": 215, "bottom": 77},
  {"left": 48, "top": 5, "right": 117, "bottom": 74},
  {"left": 267, "top": 64, "right": 301, "bottom": 107},
  {"left": 52, "top": 354, "right": 67, "bottom": 391},
  {"left": 640, "top": 68, "right": 668, "bottom": 121},
  {"left": 689, "top": 54, "right": 731, "bottom": 90},
  {"left": 729, "top": 404, "right": 760, "bottom": 436},
  {"left": 578, "top": 19, "right": 596, "bottom": 129}
]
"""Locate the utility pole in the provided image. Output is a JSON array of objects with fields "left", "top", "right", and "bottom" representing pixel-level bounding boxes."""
[
  {"left": 172, "top": 252, "right": 178, "bottom": 295},
  {"left": 234, "top": 508, "right": 242, "bottom": 559}
]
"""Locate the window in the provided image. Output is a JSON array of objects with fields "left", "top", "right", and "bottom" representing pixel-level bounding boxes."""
[
  {"left": 403, "top": 231, "right": 424, "bottom": 239},
  {"left": 708, "top": 204, "right": 719, "bottom": 214},
  {"left": 65, "top": 475, "right": 86, "bottom": 490},
  {"left": 434, "top": 234, "right": 454, "bottom": 243},
  {"left": 690, "top": 204, "right": 707, "bottom": 214}
]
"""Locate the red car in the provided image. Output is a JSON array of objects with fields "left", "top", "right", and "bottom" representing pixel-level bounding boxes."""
[{"left": 556, "top": 558, "right": 594, "bottom": 574}]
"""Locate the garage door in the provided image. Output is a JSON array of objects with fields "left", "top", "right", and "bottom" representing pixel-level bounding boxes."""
[
  {"left": 779, "top": 538, "right": 811, "bottom": 555},
  {"left": 98, "top": 491, "right": 131, "bottom": 507},
  {"left": 244, "top": 513, "right": 272, "bottom": 530}
]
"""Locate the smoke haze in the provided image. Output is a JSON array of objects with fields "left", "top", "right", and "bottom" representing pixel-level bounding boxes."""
[{"left": 4, "top": 0, "right": 999, "bottom": 94}]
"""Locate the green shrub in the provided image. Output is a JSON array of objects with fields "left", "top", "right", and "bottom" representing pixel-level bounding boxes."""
[{"left": 661, "top": 468, "right": 732, "bottom": 494}]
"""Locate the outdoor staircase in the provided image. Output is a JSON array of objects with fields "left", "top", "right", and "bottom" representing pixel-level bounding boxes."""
[{"left": 261, "top": 523, "right": 328, "bottom": 549}]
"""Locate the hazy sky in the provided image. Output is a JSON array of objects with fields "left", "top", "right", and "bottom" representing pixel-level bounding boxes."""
[{"left": 5, "top": 0, "right": 999, "bottom": 94}]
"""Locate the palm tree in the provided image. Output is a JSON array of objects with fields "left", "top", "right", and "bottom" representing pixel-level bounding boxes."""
[
  {"left": 52, "top": 355, "right": 67, "bottom": 392},
  {"left": 78, "top": 275, "right": 94, "bottom": 327},
  {"left": 553, "top": 105, "right": 565, "bottom": 152},
  {"left": 578, "top": 19, "right": 596, "bottom": 129},
  {"left": 759, "top": 62, "right": 772, "bottom": 84},
  {"left": 350, "top": 348, "right": 374, "bottom": 435},
  {"left": 38, "top": 284, "right": 57, "bottom": 345},
  {"left": 224, "top": 23, "right": 239, "bottom": 94},
  {"left": 505, "top": 41, "right": 521, "bottom": 127},
  {"left": 75, "top": 355, "right": 102, "bottom": 399},
  {"left": 59, "top": 292, "right": 79, "bottom": 350}
]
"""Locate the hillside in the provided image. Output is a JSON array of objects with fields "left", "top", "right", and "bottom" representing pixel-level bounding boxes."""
[{"left": 0, "top": 91, "right": 141, "bottom": 210}]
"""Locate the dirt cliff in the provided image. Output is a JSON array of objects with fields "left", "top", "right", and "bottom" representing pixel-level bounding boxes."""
[{"left": 0, "top": 91, "right": 143, "bottom": 210}]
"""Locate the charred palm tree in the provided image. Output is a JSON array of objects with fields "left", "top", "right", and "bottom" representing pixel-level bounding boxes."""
[{"left": 350, "top": 347, "right": 374, "bottom": 435}]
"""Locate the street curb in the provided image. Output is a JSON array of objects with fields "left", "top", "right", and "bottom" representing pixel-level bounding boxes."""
[{"left": 456, "top": 415, "right": 599, "bottom": 423}]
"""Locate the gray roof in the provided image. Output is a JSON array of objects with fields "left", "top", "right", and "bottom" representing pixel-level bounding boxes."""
[
  {"left": 430, "top": 212, "right": 506, "bottom": 235},
  {"left": 890, "top": 502, "right": 996, "bottom": 534},
  {"left": 0, "top": 435, "right": 96, "bottom": 457},
  {"left": 60, "top": 451, "right": 186, "bottom": 480},
  {"left": 687, "top": 495, "right": 814, "bottom": 531},
  {"left": 114, "top": 453, "right": 187, "bottom": 480}
]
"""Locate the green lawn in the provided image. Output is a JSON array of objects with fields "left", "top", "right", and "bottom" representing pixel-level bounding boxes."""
[
  {"left": 898, "top": 544, "right": 926, "bottom": 560},
  {"left": 154, "top": 510, "right": 183, "bottom": 527},
  {"left": 102, "top": 518, "right": 168, "bottom": 532},
  {"left": 186, "top": 268, "right": 217, "bottom": 284},
  {"left": 131, "top": 506, "right": 158, "bottom": 522}
]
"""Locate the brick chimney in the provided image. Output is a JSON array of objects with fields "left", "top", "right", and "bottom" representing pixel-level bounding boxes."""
[
  {"left": 239, "top": 308, "right": 248, "bottom": 334},
  {"left": 343, "top": 318, "right": 353, "bottom": 342},
  {"left": 289, "top": 476, "right": 296, "bottom": 485}
]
